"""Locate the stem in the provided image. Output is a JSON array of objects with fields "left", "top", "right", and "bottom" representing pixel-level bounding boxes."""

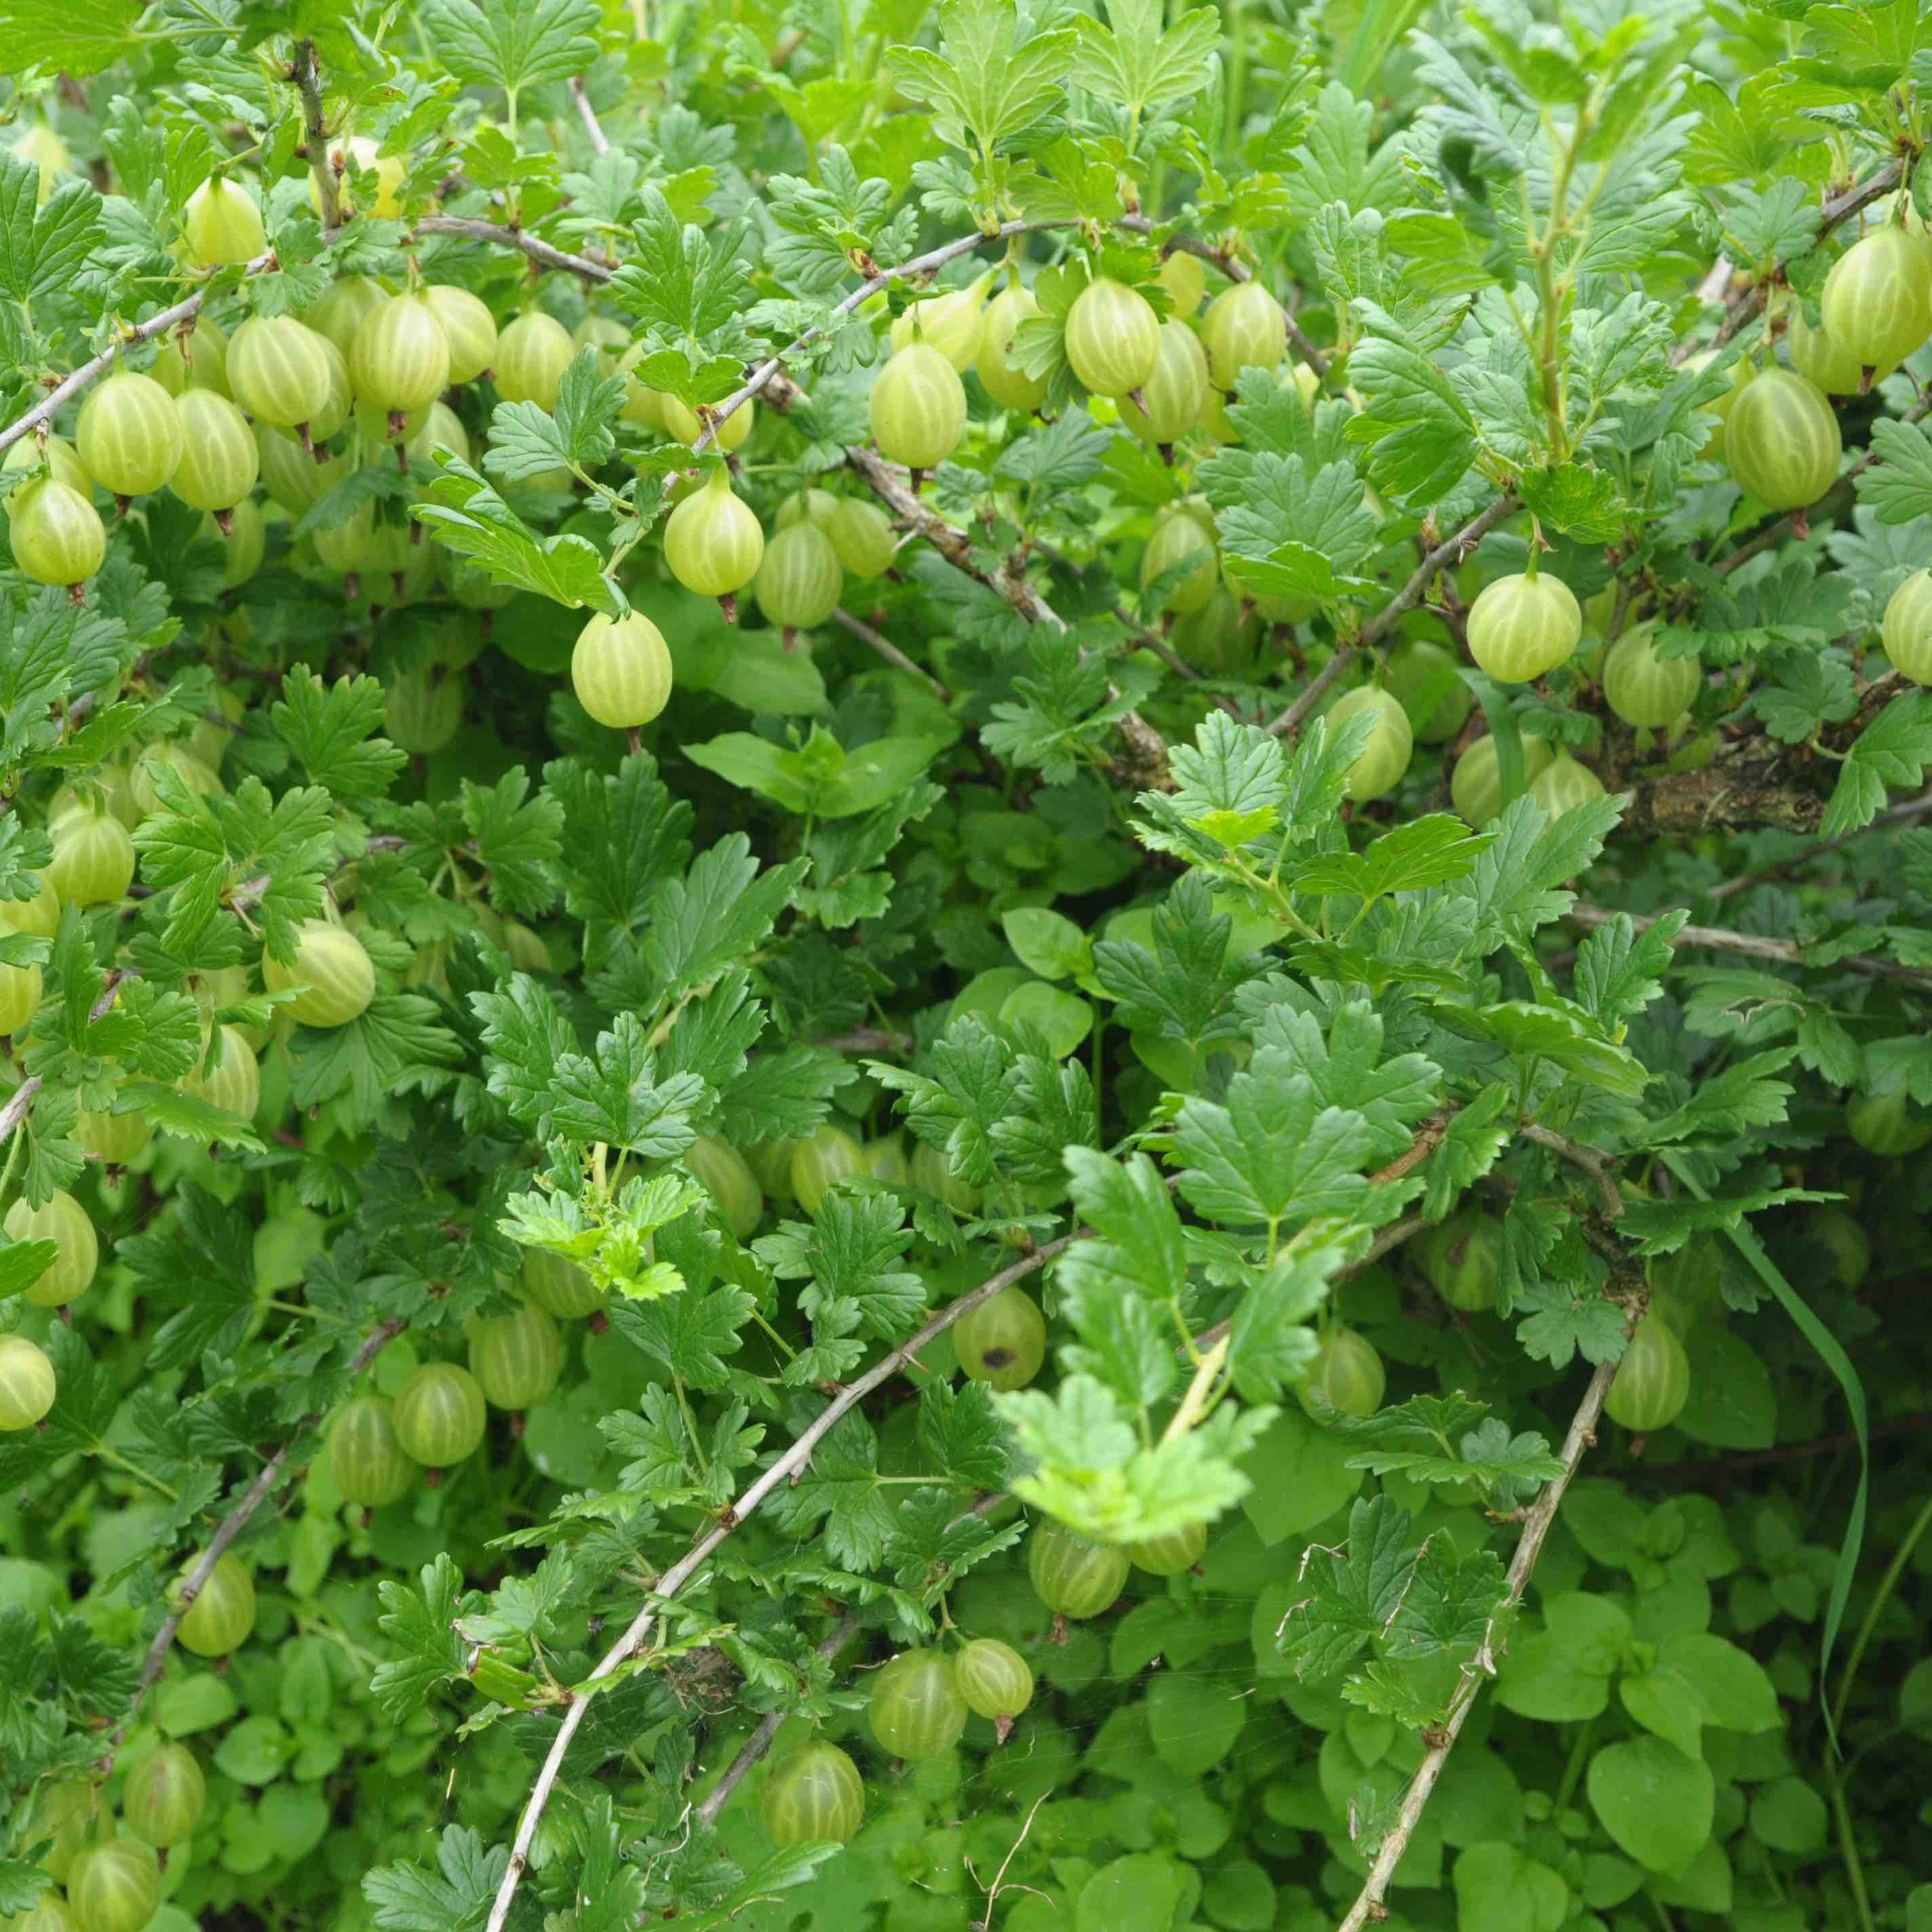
[
  {"left": 292, "top": 40, "right": 340, "bottom": 235},
  {"left": 1830, "top": 1779, "right": 1879, "bottom": 1932},
  {"left": 1830, "top": 1490, "right": 1932, "bottom": 1737}
]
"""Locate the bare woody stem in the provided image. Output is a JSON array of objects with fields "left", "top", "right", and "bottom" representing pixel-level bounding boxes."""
[
  {"left": 292, "top": 39, "right": 340, "bottom": 235},
  {"left": 568, "top": 76, "right": 611, "bottom": 155},
  {"left": 832, "top": 606, "right": 950, "bottom": 701},
  {"left": 103, "top": 1317, "right": 405, "bottom": 1763},
  {"left": 1567, "top": 903, "right": 1932, "bottom": 993}
]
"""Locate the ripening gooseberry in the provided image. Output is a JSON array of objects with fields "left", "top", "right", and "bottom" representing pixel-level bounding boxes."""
[
  {"left": 1026, "top": 1518, "right": 1129, "bottom": 1619},
  {"left": 182, "top": 1023, "right": 261, "bottom": 1119},
  {"left": 1465, "top": 572, "right": 1583, "bottom": 684},
  {"left": 1450, "top": 732, "right": 1553, "bottom": 825},
  {"left": 172, "top": 1550, "right": 254, "bottom": 1657},
  {"left": 168, "top": 389, "right": 259, "bottom": 513},
  {"left": 7, "top": 478, "right": 105, "bottom": 587},
  {"left": 870, "top": 341, "right": 967, "bottom": 471},
  {"left": 1140, "top": 501, "right": 1218, "bottom": 615},
  {"left": 1199, "top": 279, "right": 1288, "bottom": 391},
  {"left": 227, "top": 315, "right": 336, "bottom": 435},
  {"left": 425, "top": 284, "right": 499, "bottom": 385},
  {"left": 975, "top": 284, "right": 1048, "bottom": 413},
  {"left": 1820, "top": 223, "right": 1932, "bottom": 374},
  {"left": 46, "top": 808, "right": 136, "bottom": 906},
  {"left": 754, "top": 520, "right": 845, "bottom": 633},
  {"left": 76, "top": 370, "right": 183, "bottom": 498},
  {"left": 391, "top": 1360, "right": 488, "bottom": 1467},
  {"left": 0, "top": 1335, "right": 56, "bottom": 1430},
  {"left": 1385, "top": 638, "right": 1473, "bottom": 743},
  {"left": 67, "top": 1840, "right": 161, "bottom": 1932},
  {"left": 1157, "top": 250, "right": 1206, "bottom": 315},
  {"left": 1723, "top": 367, "right": 1841, "bottom": 511},
  {"left": 952, "top": 1286, "right": 1047, "bottom": 1391},
  {"left": 683, "top": 1135, "right": 765, "bottom": 1241},
  {"left": 1063, "top": 275, "right": 1161, "bottom": 398},
  {"left": 1602, "top": 623, "right": 1701, "bottom": 727},
  {"left": 468, "top": 1300, "right": 564, "bottom": 1411},
  {"left": 304, "top": 276, "right": 387, "bottom": 359},
  {"left": 182, "top": 175, "right": 267, "bottom": 267},
  {"left": 1326, "top": 686, "right": 1412, "bottom": 802},
  {"left": 661, "top": 467, "right": 765, "bottom": 600},
  {"left": 351, "top": 294, "right": 452, "bottom": 414},
  {"left": 1528, "top": 752, "right": 1606, "bottom": 816},
  {"left": 825, "top": 496, "right": 896, "bottom": 579},
  {"left": 790, "top": 1123, "right": 868, "bottom": 1214},
  {"left": 153, "top": 317, "right": 231, "bottom": 400},
  {"left": 312, "top": 136, "right": 405, "bottom": 220},
  {"left": 494, "top": 311, "right": 576, "bottom": 412},
  {"left": 1125, "top": 1520, "right": 1207, "bottom": 1575},
  {"left": 659, "top": 393, "right": 754, "bottom": 452},
  {"left": 1880, "top": 569, "right": 1932, "bottom": 684},
  {"left": 1604, "top": 1315, "right": 1692, "bottom": 1432},
  {"left": 571, "top": 611, "right": 674, "bottom": 728},
  {"left": 891, "top": 268, "right": 997, "bottom": 372},
  {"left": 1121, "top": 319, "right": 1210, "bottom": 445},
  {"left": 261, "top": 919, "right": 375, "bottom": 1028}
]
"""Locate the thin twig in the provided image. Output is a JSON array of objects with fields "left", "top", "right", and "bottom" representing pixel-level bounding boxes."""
[
  {"left": 1264, "top": 494, "right": 1518, "bottom": 737},
  {"left": 0, "top": 972, "right": 131, "bottom": 1142},
  {"left": 104, "top": 1317, "right": 404, "bottom": 1760},
  {"left": 832, "top": 607, "right": 950, "bottom": 701},
  {"left": 0, "top": 254, "right": 277, "bottom": 460},
  {"left": 1707, "top": 788, "right": 1932, "bottom": 900},
  {"left": 1567, "top": 903, "right": 1932, "bottom": 992},
  {"left": 292, "top": 40, "right": 339, "bottom": 235},
  {"left": 480, "top": 1229, "right": 1096, "bottom": 1932},
  {"left": 412, "top": 215, "right": 615, "bottom": 282},
  {"left": 568, "top": 77, "right": 611, "bottom": 155},
  {"left": 1334, "top": 1334, "right": 1635, "bottom": 1931},
  {"left": 1518, "top": 1123, "right": 1623, "bottom": 1218}
]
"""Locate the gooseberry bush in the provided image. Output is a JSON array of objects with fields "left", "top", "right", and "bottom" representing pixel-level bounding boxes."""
[{"left": 3, "top": 6, "right": 1932, "bottom": 1932}]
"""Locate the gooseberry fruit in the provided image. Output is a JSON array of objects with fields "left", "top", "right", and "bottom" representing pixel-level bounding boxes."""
[
  {"left": 1296, "top": 1327, "right": 1387, "bottom": 1417},
  {"left": 0, "top": 871, "right": 60, "bottom": 940},
  {"left": 790, "top": 1123, "right": 868, "bottom": 1214},
  {"left": 257, "top": 425, "right": 348, "bottom": 513},
  {"left": 75, "top": 1093, "right": 151, "bottom": 1163},
  {"left": 228, "top": 315, "right": 336, "bottom": 436},
  {"left": 1423, "top": 1209, "right": 1503, "bottom": 1312},
  {"left": 910, "top": 1139, "right": 980, "bottom": 1213},
  {"left": 182, "top": 1024, "right": 261, "bottom": 1119},
  {"left": 1140, "top": 500, "right": 1218, "bottom": 615},
  {"left": 391, "top": 1361, "right": 489, "bottom": 1467},
  {"left": 493, "top": 311, "right": 576, "bottom": 412},
  {"left": 1880, "top": 570, "right": 1932, "bottom": 685},
  {"left": 755, "top": 521, "right": 845, "bottom": 634},
  {"left": 3, "top": 431, "right": 92, "bottom": 501},
  {"left": 314, "top": 136, "right": 405, "bottom": 220},
  {"left": 1786, "top": 311, "right": 1888, "bottom": 398},
  {"left": 1064, "top": 276, "right": 1161, "bottom": 398},
  {"left": 424, "top": 284, "right": 499, "bottom": 385},
  {"left": 1528, "top": 752, "right": 1606, "bottom": 815},
  {"left": 172, "top": 1549, "right": 256, "bottom": 1657},
  {"left": 1724, "top": 367, "right": 1841, "bottom": 511},
  {"left": 1820, "top": 223, "right": 1932, "bottom": 374},
  {"left": 1846, "top": 1087, "right": 1931, "bottom": 1156},
  {"left": 351, "top": 294, "right": 452, "bottom": 415},
  {"left": 469, "top": 1302, "right": 565, "bottom": 1411},
  {"left": 1602, "top": 623, "right": 1701, "bottom": 727},
  {"left": 1326, "top": 685, "right": 1413, "bottom": 802},
  {"left": 662, "top": 467, "right": 765, "bottom": 601},
  {"left": 1385, "top": 638, "right": 1473, "bottom": 743},
  {"left": 14, "top": 121, "right": 72, "bottom": 203},
  {"left": 952, "top": 1637, "right": 1034, "bottom": 1719},
  {"left": 153, "top": 318, "right": 230, "bottom": 400},
  {"left": 1199, "top": 279, "right": 1288, "bottom": 390},
  {"left": 123, "top": 1741, "right": 206, "bottom": 1849},
  {"left": 952, "top": 1286, "right": 1047, "bottom": 1391},
  {"left": 975, "top": 284, "right": 1048, "bottom": 412},
  {"left": 868, "top": 1649, "right": 970, "bottom": 1760},
  {"left": 305, "top": 276, "right": 387, "bottom": 359},
  {"left": 0, "top": 957, "right": 40, "bottom": 1035},
  {"left": 1170, "top": 584, "right": 1259, "bottom": 676},
  {"left": 1122, "top": 318, "right": 1210, "bottom": 444},
  {"left": 1027, "top": 1519, "right": 1130, "bottom": 1619},
  {"left": 0, "top": 1335, "right": 56, "bottom": 1430},
  {"left": 1157, "top": 250, "right": 1206, "bottom": 314},
  {"left": 66, "top": 1840, "right": 161, "bottom": 1932},
  {"left": 76, "top": 370, "right": 182, "bottom": 499},
  {"left": 1604, "top": 1315, "right": 1691, "bottom": 1432},
  {"left": 1450, "top": 732, "right": 1553, "bottom": 825},
  {"left": 46, "top": 809, "right": 135, "bottom": 906},
  {"left": 684, "top": 1135, "right": 764, "bottom": 1242},
  {"left": 1125, "top": 1520, "right": 1207, "bottom": 1576},
  {"left": 1809, "top": 1207, "right": 1870, "bottom": 1291},
  {"left": 204, "top": 496, "right": 265, "bottom": 585},
  {"left": 7, "top": 1189, "right": 98, "bottom": 1307},
  {"left": 890, "top": 269, "right": 995, "bottom": 372},
  {"left": 385, "top": 663, "right": 466, "bottom": 753},
  {"left": 26, "top": 1779, "right": 94, "bottom": 1881},
  {"left": 825, "top": 497, "right": 895, "bottom": 579},
  {"left": 262, "top": 920, "right": 375, "bottom": 1028},
  {"left": 615, "top": 344, "right": 665, "bottom": 428},
  {"left": 659, "top": 393, "right": 754, "bottom": 452},
  {"left": 168, "top": 389, "right": 258, "bottom": 514},
  {"left": 521, "top": 1247, "right": 606, "bottom": 1319},
  {"left": 1466, "top": 572, "right": 1583, "bottom": 684},
  {"left": 762, "top": 1742, "right": 864, "bottom": 1847},
  {"left": 870, "top": 341, "right": 968, "bottom": 471},
  {"left": 571, "top": 611, "right": 674, "bottom": 728},
  {"left": 130, "top": 741, "right": 223, "bottom": 819},
  {"left": 7, "top": 478, "right": 105, "bottom": 586},
  {"left": 181, "top": 175, "right": 265, "bottom": 266}
]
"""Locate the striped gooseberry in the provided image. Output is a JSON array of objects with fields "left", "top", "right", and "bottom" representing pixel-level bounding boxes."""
[
  {"left": 1169, "top": 584, "right": 1258, "bottom": 676},
  {"left": 1786, "top": 311, "right": 1890, "bottom": 397},
  {"left": 313, "top": 136, "right": 404, "bottom": 220},
  {"left": 204, "top": 497, "right": 265, "bottom": 585},
  {"left": 1604, "top": 1315, "right": 1691, "bottom": 1432},
  {"left": 1529, "top": 753, "right": 1606, "bottom": 816},
  {"left": 575, "top": 313, "right": 628, "bottom": 377},
  {"left": 182, "top": 1024, "right": 261, "bottom": 1119},
  {"left": 75, "top": 1090, "right": 151, "bottom": 1163},
  {"left": 3, "top": 431, "right": 92, "bottom": 501},
  {"left": 1820, "top": 223, "right": 1932, "bottom": 372},
  {"left": 754, "top": 521, "right": 844, "bottom": 633},
  {"left": 1724, "top": 367, "right": 1841, "bottom": 511},
  {"left": 1424, "top": 1210, "right": 1503, "bottom": 1311},
  {"left": 0, "top": 958, "right": 41, "bottom": 1034},
  {"left": 46, "top": 809, "right": 136, "bottom": 906},
  {"left": 76, "top": 370, "right": 183, "bottom": 498},
  {"left": 257, "top": 425, "right": 349, "bottom": 513},
  {"left": 1121, "top": 318, "right": 1210, "bottom": 444},
  {"left": 66, "top": 1840, "right": 161, "bottom": 1932},
  {"left": 870, "top": 341, "right": 968, "bottom": 471},
  {"left": 866, "top": 1134, "right": 910, "bottom": 1186},
  {"left": 790, "top": 1123, "right": 868, "bottom": 1214},
  {"left": 385, "top": 663, "right": 466, "bottom": 752},
  {"left": 227, "top": 315, "right": 336, "bottom": 436},
  {"left": 494, "top": 311, "right": 576, "bottom": 412},
  {"left": 153, "top": 318, "right": 230, "bottom": 400},
  {"left": 662, "top": 467, "right": 765, "bottom": 600},
  {"left": 1881, "top": 570, "right": 1932, "bottom": 684},
  {"left": 615, "top": 344, "right": 665, "bottom": 428},
  {"left": 659, "top": 393, "right": 754, "bottom": 452},
  {"left": 1027, "top": 1518, "right": 1130, "bottom": 1619},
  {"left": 868, "top": 1649, "right": 970, "bottom": 1760},
  {"left": 1602, "top": 623, "right": 1701, "bottom": 727},
  {"left": 952, "top": 1637, "right": 1035, "bottom": 1720},
  {"left": 181, "top": 175, "right": 265, "bottom": 266},
  {"left": 777, "top": 488, "right": 836, "bottom": 530},
  {"left": 1296, "top": 1327, "right": 1387, "bottom": 1418},
  {"left": 351, "top": 294, "right": 452, "bottom": 414},
  {"left": 825, "top": 497, "right": 895, "bottom": 579},
  {"left": 684, "top": 1135, "right": 764, "bottom": 1242},
  {"left": 172, "top": 1550, "right": 255, "bottom": 1657},
  {"left": 1064, "top": 275, "right": 1160, "bottom": 398},
  {"left": 1846, "top": 1087, "right": 1931, "bottom": 1157},
  {"left": 7, "top": 479, "right": 106, "bottom": 587},
  {"left": 1450, "top": 732, "right": 1553, "bottom": 825},
  {"left": 975, "top": 284, "right": 1048, "bottom": 412},
  {"left": 27, "top": 1779, "right": 95, "bottom": 1880},
  {"left": 304, "top": 276, "right": 386, "bottom": 358},
  {"left": 910, "top": 1139, "right": 979, "bottom": 1213},
  {"left": 0, "top": 871, "right": 60, "bottom": 940},
  {"left": 0, "top": 1335, "right": 56, "bottom": 1429},
  {"left": 7, "top": 1189, "right": 98, "bottom": 1307},
  {"left": 952, "top": 1286, "right": 1046, "bottom": 1392},
  {"left": 1125, "top": 1520, "right": 1207, "bottom": 1576},
  {"left": 424, "top": 284, "right": 499, "bottom": 385},
  {"left": 1157, "top": 250, "right": 1206, "bottom": 314},
  {"left": 761, "top": 1742, "right": 864, "bottom": 1846},
  {"left": 469, "top": 1302, "right": 565, "bottom": 1411},
  {"left": 1385, "top": 638, "right": 1473, "bottom": 743},
  {"left": 890, "top": 269, "right": 996, "bottom": 372},
  {"left": 130, "top": 741, "right": 223, "bottom": 819},
  {"left": 571, "top": 611, "right": 674, "bottom": 728},
  {"left": 1326, "top": 686, "right": 1413, "bottom": 802},
  {"left": 391, "top": 1361, "right": 488, "bottom": 1467},
  {"left": 168, "top": 389, "right": 258, "bottom": 513},
  {"left": 1140, "top": 501, "right": 1218, "bottom": 615},
  {"left": 520, "top": 1247, "right": 606, "bottom": 1319},
  {"left": 1199, "top": 279, "right": 1288, "bottom": 390},
  {"left": 1465, "top": 572, "right": 1582, "bottom": 684},
  {"left": 123, "top": 1741, "right": 206, "bottom": 1849},
  {"left": 261, "top": 920, "right": 375, "bottom": 1027},
  {"left": 14, "top": 121, "right": 71, "bottom": 202}
]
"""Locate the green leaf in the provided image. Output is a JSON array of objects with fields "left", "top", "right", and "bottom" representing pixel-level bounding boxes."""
[
  {"left": 1821, "top": 692, "right": 1932, "bottom": 836},
  {"left": 1587, "top": 1736, "right": 1714, "bottom": 1875},
  {"left": 884, "top": 0, "right": 1078, "bottom": 153},
  {"left": 416, "top": 0, "right": 600, "bottom": 92},
  {"left": 1275, "top": 1494, "right": 1416, "bottom": 1680},
  {"left": 0, "top": 156, "right": 101, "bottom": 304},
  {"left": 414, "top": 459, "right": 618, "bottom": 614},
  {"left": 1294, "top": 814, "right": 1493, "bottom": 904},
  {"left": 270, "top": 671, "right": 408, "bottom": 802},
  {"left": 1068, "top": 0, "right": 1220, "bottom": 117}
]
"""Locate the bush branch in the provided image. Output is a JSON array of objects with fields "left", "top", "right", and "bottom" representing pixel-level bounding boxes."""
[
  {"left": 1568, "top": 903, "right": 1932, "bottom": 992},
  {"left": 832, "top": 606, "right": 950, "bottom": 701},
  {"left": 1518, "top": 1122, "right": 1624, "bottom": 1218},
  {"left": 568, "top": 76, "right": 610, "bottom": 155},
  {"left": 292, "top": 39, "right": 339, "bottom": 235},
  {"left": 1707, "top": 787, "right": 1932, "bottom": 900}
]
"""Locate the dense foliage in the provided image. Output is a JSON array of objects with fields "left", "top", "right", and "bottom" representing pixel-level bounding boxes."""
[{"left": 1, "top": 5, "right": 1931, "bottom": 1932}]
